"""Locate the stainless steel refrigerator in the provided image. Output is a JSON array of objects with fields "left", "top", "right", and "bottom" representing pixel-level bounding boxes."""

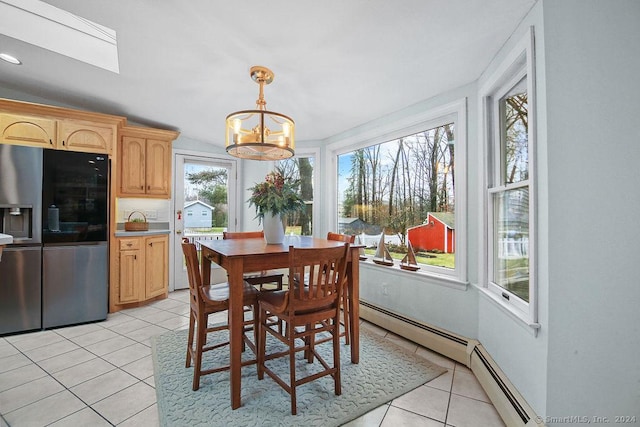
[
  {"left": 41, "top": 149, "right": 109, "bottom": 329},
  {"left": 0, "top": 145, "right": 109, "bottom": 335},
  {"left": 0, "top": 145, "right": 43, "bottom": 335}
]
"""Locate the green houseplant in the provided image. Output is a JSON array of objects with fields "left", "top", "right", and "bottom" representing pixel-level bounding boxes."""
[{"left": 247, "top": 170, "right": 304, "bottom": 243}]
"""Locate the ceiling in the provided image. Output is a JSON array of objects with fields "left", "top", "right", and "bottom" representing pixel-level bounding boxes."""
[{"left": 0, "top": 0, "right": 536, "bottom": 146}]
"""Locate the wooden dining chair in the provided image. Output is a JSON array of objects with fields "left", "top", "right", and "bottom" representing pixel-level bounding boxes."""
[
  {"left": 257, "top": 243, "right": 350, "bottom": 415},
  {"left": 223, "top": 231, "right": 284, "bottom": 292},
  {"left": 326, "top": 232, "right": 356, "bottom": 345},
  {"left": 181, "top": 238, "right": 259, "bottom": 391}
]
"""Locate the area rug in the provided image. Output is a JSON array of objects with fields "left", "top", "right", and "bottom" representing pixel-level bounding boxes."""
[{"left": 151, "top": 327, "right": 447, "bottom": 427}]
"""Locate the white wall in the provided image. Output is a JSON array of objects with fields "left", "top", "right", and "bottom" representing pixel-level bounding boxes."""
[
  {"left": 476, "top": 1, "right": 550, "bottom": 416},
  {"left": 476, "top": 1, "right": 640, "bottom": 423},
  {"left": 542, "top": 0, "right": 640, "bottom": 422}
]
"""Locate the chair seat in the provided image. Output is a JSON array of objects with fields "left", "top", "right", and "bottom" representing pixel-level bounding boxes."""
[
  {"left": 202, "top": 281, "right": 258, "bottom": 304},
  {"left": 258, "top": 289, "right": 288, "bottom": 313},
  {"left": 244, "top": 269, "right": 283, "bottom": 279},
  {"left": 244, "top": 270, "right": 284, "bottom": 292}
]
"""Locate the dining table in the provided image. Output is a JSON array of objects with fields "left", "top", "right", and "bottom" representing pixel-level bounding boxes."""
[{"left": 198, "top": 235, "right": 361, "bottom": 410}]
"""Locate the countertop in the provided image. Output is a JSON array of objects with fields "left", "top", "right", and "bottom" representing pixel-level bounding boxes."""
[
  {"left": 114, "top": 229, "right": 170, "bottom": 237},
  {"left": 114, "top": 222, "right": 170, "bottom": 237}
]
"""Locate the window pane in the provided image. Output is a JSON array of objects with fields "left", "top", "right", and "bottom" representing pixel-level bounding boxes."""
[
  {"left": 183, "top": 163, "right": 228, "bottom": 232},
  {"left": 493, "top": 188, "right": 529, "bottom": 301},
  {"left": 501, "top": 87, "right": 528, "bottom": 184},
  {"left": 337, "top": 124, "right": 456, "bottom": 269},
  {"left": 278, "top": 157, "right": 314, "bottom": 235}
]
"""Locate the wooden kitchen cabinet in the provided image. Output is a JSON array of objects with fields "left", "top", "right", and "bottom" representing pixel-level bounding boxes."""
[
  {"left": 118, "top": 126, "right": 178, "bottom": 198},
  {"left": 145, "top": 235, "right": 169, "bottom": 299},
  {"left": 115, "top": 235, "right": 169, "bottom": 305},
  {"left": 0, "top": 99, "right": 125, "bottom": 154},
  {"left": 57, "top": 119, "right": 116, "bottom": 154},
  {"left": 117, "top": 238, "right": 144, "bottom": 303},
  {"left": 0, "top": 112, "right": 57, "bottom": 147}
]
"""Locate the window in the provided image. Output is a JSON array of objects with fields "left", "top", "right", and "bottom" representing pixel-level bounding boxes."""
[
  {"left": 482, "top": 28, "right": 537, "bottom": 324},
  {"left": 332, "top": 99, "right": 467, "bottom": 282},
  {"left": 278, "top": 152, "right": 316, "bottom": 236}
]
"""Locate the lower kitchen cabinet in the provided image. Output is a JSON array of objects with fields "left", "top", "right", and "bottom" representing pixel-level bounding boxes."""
[
  {"left": 145, "top": 235, "right": 169, "bottom": 299},
  {"left": 115, "top": 234, "right": 168, "bottom": 306}
]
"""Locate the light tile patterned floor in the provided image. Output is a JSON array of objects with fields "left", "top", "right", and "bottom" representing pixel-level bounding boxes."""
[{"left": 0, "top": 290, "right": 505, "bottom": 426}]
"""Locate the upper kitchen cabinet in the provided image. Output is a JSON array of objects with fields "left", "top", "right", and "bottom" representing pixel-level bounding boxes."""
[
  {"left": 118, "top": 126, "right": 179, "bottom": 198},
  {"left": 57, "top": 119, "right": 117, "bottom": 154},
  {"left": 0, "top": 113, "right": 57, "bottom": 147},
  {"left": 0, "top": 98, "right": 126, "bottom": 154}
]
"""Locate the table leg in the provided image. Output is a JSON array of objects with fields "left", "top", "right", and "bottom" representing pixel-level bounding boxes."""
[
  {"left": 227, "top": 257, "right": 244, "bottom": 409},
  {"left": 349, "top": 247, "right": 360, "bottom": 364},
  {"left": 201, "top": 249, "right": 212, "bottom": 286}
]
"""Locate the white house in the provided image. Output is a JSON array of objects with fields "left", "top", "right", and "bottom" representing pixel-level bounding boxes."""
[{"left": 183, "top": 200, "right": 213, "bottom": 229}]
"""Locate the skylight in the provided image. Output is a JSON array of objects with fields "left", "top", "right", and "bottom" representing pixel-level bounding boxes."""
[{"left": 0, "top": 0, "right": 119, "bottom": 73}]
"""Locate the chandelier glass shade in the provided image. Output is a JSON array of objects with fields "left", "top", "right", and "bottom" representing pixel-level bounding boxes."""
[{"left": 225, "top": 66, "right": 295, "bottom": 160}]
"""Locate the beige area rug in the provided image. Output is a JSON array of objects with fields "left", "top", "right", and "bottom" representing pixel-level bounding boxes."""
[{"left": 151, "top": 327, "right": 447, "bottom": 427}]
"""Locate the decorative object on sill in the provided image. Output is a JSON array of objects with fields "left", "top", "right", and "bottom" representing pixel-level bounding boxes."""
[
  {"left": 226, "top": 65, "right": 295, "bottom": 160},
  {"left": 372, "top": 233, "right": 394, "bottom": 266},
  {"left": 400, "top": 240, "right": 420, "bottom": 271},
  {"left": 124, "top": 210, "right": 149, "bottom": 231},
  {"left": 151, "top": 327, "right": 446, "bottom": 426},
  {"left": 356, "top": 235, "right": 367, "bottom": 261},
  {"left": 248, "top": 170, "right": 305, "bottom": 244}
]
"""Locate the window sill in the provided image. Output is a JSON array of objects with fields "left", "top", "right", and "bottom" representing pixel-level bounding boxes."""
[
  {"left": 360, "top": 259, "right": 469, "bottom": 291},
  {"left": 475, "top": 284, "right": 541, "bottom": 337}
]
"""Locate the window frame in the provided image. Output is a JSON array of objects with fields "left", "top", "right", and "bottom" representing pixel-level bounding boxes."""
[
  {"left": 277, "top": 146, "right": 320, "bottom": 237},
  {"left": 327, "top": 99, "right": 468, "bottom": 285},
  {"left": 480, "top": 27, "right": 539, "bottom": 328}
]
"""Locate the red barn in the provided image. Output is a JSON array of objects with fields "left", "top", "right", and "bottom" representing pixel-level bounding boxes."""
[{"left": 407, "top": 212, "right": 455, "bottom": 254}]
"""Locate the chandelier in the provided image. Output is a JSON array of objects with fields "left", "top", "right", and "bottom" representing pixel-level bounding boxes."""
[{"left": 225, "top": 66, "right": 295, "bottom": 160}]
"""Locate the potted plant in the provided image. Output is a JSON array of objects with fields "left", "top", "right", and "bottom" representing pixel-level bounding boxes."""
[{"left": 247, "top": 170, "right": 305, "bottom": 244}]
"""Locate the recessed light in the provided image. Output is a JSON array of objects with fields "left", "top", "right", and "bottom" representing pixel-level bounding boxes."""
[{"left": 0, "top": 53, "right": 21, "bottom": 65}]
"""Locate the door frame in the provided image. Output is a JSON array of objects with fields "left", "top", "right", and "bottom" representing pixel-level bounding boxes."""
[{"left": 170, "top": 149, "right": 237, "bottom": 291}]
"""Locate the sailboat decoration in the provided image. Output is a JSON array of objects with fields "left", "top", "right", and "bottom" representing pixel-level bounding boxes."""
[
  {"left": 372, "top": 233, "right": 394, "bottom": 266},
  {"left": 400, "top": 240, "right": 421, "bottom": 271}
]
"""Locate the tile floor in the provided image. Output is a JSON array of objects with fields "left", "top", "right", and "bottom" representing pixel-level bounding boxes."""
[{"left": 0, "top": 290, "right": 505, "bottom": 426}]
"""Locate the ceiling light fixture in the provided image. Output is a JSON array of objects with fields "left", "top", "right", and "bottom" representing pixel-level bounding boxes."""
[
  {"left": 0, "top": 53, "right": 21, "bottom": 65},
  {"left": 225, "top": 66, "right": 295, "bottom": 160}
]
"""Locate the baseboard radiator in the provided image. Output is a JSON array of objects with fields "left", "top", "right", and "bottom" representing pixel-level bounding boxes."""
[{"left": 359, "top": 300, "right": 543, "bottom": 427}]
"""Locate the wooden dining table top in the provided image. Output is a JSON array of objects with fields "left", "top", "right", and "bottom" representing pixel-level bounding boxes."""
[{"left": 200, "top": 235, "right": 355, "bottom": 256}]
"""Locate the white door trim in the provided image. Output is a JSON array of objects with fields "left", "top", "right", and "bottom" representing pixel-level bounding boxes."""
[{"left": 170, "top": 150, "right": 237, "bottom": 291}]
